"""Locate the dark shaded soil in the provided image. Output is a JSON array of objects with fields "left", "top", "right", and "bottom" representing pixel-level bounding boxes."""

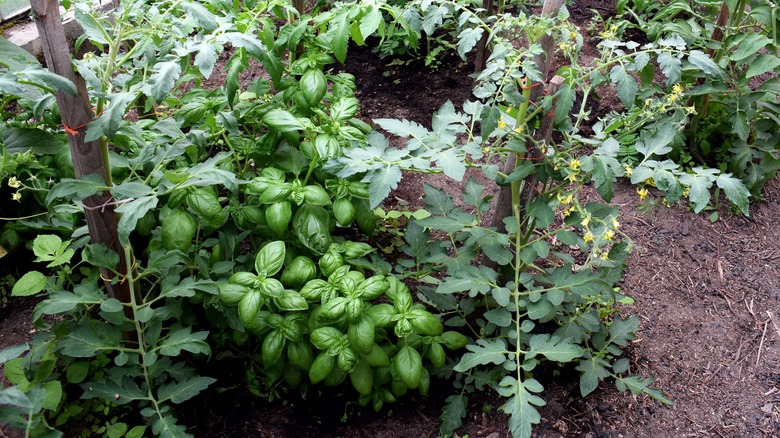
[{"left": 3, "top": 1, "right": 780, "bottom": 437}]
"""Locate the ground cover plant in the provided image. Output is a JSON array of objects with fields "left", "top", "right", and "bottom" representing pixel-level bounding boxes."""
[{"left": 0, "top": 0, "right": 778, "bottom": 437}]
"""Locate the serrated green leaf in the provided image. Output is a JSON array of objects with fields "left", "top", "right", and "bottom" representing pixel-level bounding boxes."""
[
  {"left": 59, "top": 323, "right": 123, "bottom": 357},
  {"left": 158, "top": 327, "right": 210, "bottom": 356},
  {"left": 462, "top": 176, "right": 484, "bottom": 207},
  {"left": 583, "top": 154, "right": 620, "bottom": 201},
  {"left": 607, "top": 315, "right": 639, "bottom": 347},
  {"left": 93, "top": 92, "right": 135, "bottom": 139},
  {"left": 74, "top": 8, "right": 109, "bottom": 45},
  {"left": 498, "top": 376, "right": 545, "bottom": 438},
  {"left": 115, "top": 195, "right": 158, "bottom": 244},
  {"left": 147, "top": 61, "right": 181, "bottom": 103},
  {"left": 373, "top": 117, "right": 429, "bottom": 141},
  {"left": 0, "top": 34, "right": 40, "bottom": 71},
  {"left": 688, "top": 50, "right": 724, "bottom": 78},
  {"left": 368, "top": 165, "right": 402, "bottom": 208},
  {"left": 11, "top": 271, "right": 47, "bottom": 297},
  {"left": 452, "top": 338, "right": 507, "bottom": 372},
  {"left": 730, "top": 33, "right": 771, "bottom": 63},
  {"left": 437, "top": 273, "right": 491, "bottom": 295},
  {"left": 41, "top": 381, "right": 62, "bottom": 411},
  {"left": 610, "top": 65, "right": 637, "bottom": 108},
  {"left": 715, "top": 173, "right": 750, "bottom": 215},
  {"left": 331, "top": 10, "right": 350, "bottom": 63},
  {"left": 18, "top": 67, "right": 77, "bottom": 96},
  {"left": 732, "top": 108, "right": 749, "bottom": 141},
  {"left": 216, "top": 33, "right": 264, "bottom": 58},
  {"left": 2, "top": 127, "right": 63, "bottom": 155},
  {"left": 182, "top": 2, "right": 218, "bottom": 30},
  {"left": 157, "top": 376, "right": 217, "bottom": 404},
  {"left": 152, "top": 414, "right": 189, "bottom": 438},
  {"left": 81, "top": 376, "right": 146, "bottom": 405},
  {"left": 162, "top": 277, "right": 218, "bottom": 298},
  {"left": 422, "top": 183, "right": 453, "bottom": 215},
  {"left": 576, "top": 357, "right": 611, "bottom": 396},
  {"left": 359, "top": 6, "right": 382, "bottom": 40},
  {"left": 527, "top": 334, "right": 583, "bottom": 362},
  {"left": 484, "top": 308, "right": 512, "bottom": 327},
  {"left": 37, "top": 284, "right": 103, "bottom": 315},
  {"left": 746, "top": 54, "right": 780, "bottom": 79},
  {"left": 679, "top": 171, "right": 714, "bottom": 213},
  {"left": 657, "top": 52, "right": 681, "bottom": 87},
  {"left": 440, "top": 394, "right": 468, "bottom": 437},
  {"left": 422, "top": 5, "right": 448, "bottom": 35},
  {"left": 456, "top": 27, "right": 483, "bottom": 59},
  {"left": 616, "top": 375, "right": 673, "bottom": 405},
  {"left": 194, "top": 42, "right": 217, "bottom": 79},
  {"left": 434, "top": 148, "right": 466, "bottom": 181},
  {"left": 635, "top": 122, "right": 676, "bottom": 157}
]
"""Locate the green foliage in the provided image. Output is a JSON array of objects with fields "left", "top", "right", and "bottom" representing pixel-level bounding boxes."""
[
  {"left": 334, "top": 3, "right": 677, "bottom": 436},
  {"left": 605, "top": 0, "right": 780, "bottom": 204}
]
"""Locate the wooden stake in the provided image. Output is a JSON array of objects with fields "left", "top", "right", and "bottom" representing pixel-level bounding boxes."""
[{"left": 30, "top": 0, "right": 129, "bottom": 303}]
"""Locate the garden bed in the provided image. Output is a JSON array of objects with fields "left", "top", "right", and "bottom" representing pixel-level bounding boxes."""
[{"left": 2, "top": 0, "right": 779, "bottom": 436}]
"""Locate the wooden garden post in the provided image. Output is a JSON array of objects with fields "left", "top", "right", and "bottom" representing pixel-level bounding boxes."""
[
  {"left": 489, "top": 0, "right": 566, "bottom": 234},
  {"left": 30, "top": 0, "right": 130, "bottom": 304},
  {"left": 473, "top": 0, "right": 493, "bottom": 72}
]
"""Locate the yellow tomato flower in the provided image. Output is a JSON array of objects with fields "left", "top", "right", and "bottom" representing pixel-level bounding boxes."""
[
  {"left": 568, "top": 172, "right": 578, "bottom": 183},
  {"left": 570, "top": 159, "right": 581, "bottom": 170},
  {"left": 8, "top": 176, "right": 21, "bottom": 189},
  {"left": 686, "top": 106, "right": 697, "bottom": 115},
  {"left": 557, "top": 192, "right": 573, "bottom": 205},
  {"left": 604, "top": 229, "right": 615, "bottom": 241},
  {"left": 583, "top": 231, "right": 594, "bottom": 243},
  {"left": 563, "top": 206, "right": 575, "bottom": 217},
  {"left": 600, "top": 252, "right": 610, "bottom": 261},
  {"left": 672, "top": 83, "right": 683, "bottom": 95},
  {"left": 581, "top": 216, "right": 590, "bottom": 227},
  {"left": 11, "top": 192, "right": 22, "bottom": 202},
  {"left": 612, "top": 218, "right": 620, "bottom": 229},
  {"left": 497, "top": 118, "right": 507, "bottom": 130},
  {"left": 637, "top": 187, "right": 649, "bottom": 200},
  {"left": 624, "top": 166, "right": 633, "bottom": 177}
]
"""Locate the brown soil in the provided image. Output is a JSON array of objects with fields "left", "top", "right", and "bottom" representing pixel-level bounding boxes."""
[{"left": 2, "top": 2, "right": 780, "bottom": 437}]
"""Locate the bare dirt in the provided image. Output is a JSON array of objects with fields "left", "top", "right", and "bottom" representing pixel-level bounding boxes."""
[{"left": 2, "top": 1, "right": 779, "bottom": 437}]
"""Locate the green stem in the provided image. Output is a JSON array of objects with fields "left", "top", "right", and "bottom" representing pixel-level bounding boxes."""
[
  {"left": 302, "top": 149, "right": 320, "bottom": 185},
  {"left": 123, "top": 245, "right": 164, "bottom": 412}
]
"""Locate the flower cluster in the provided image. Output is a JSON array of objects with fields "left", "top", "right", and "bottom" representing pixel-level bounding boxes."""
[{"left": 7, "top": 176, "right": 22, "bottom": 202}]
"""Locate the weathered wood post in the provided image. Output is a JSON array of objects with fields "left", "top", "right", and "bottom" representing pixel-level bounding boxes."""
[
  {"left": 30, "top": 0, "right": 129, "bottom": 304},
  {"left": 473, "top": 0, "right": 493, "bottom": 72}
]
